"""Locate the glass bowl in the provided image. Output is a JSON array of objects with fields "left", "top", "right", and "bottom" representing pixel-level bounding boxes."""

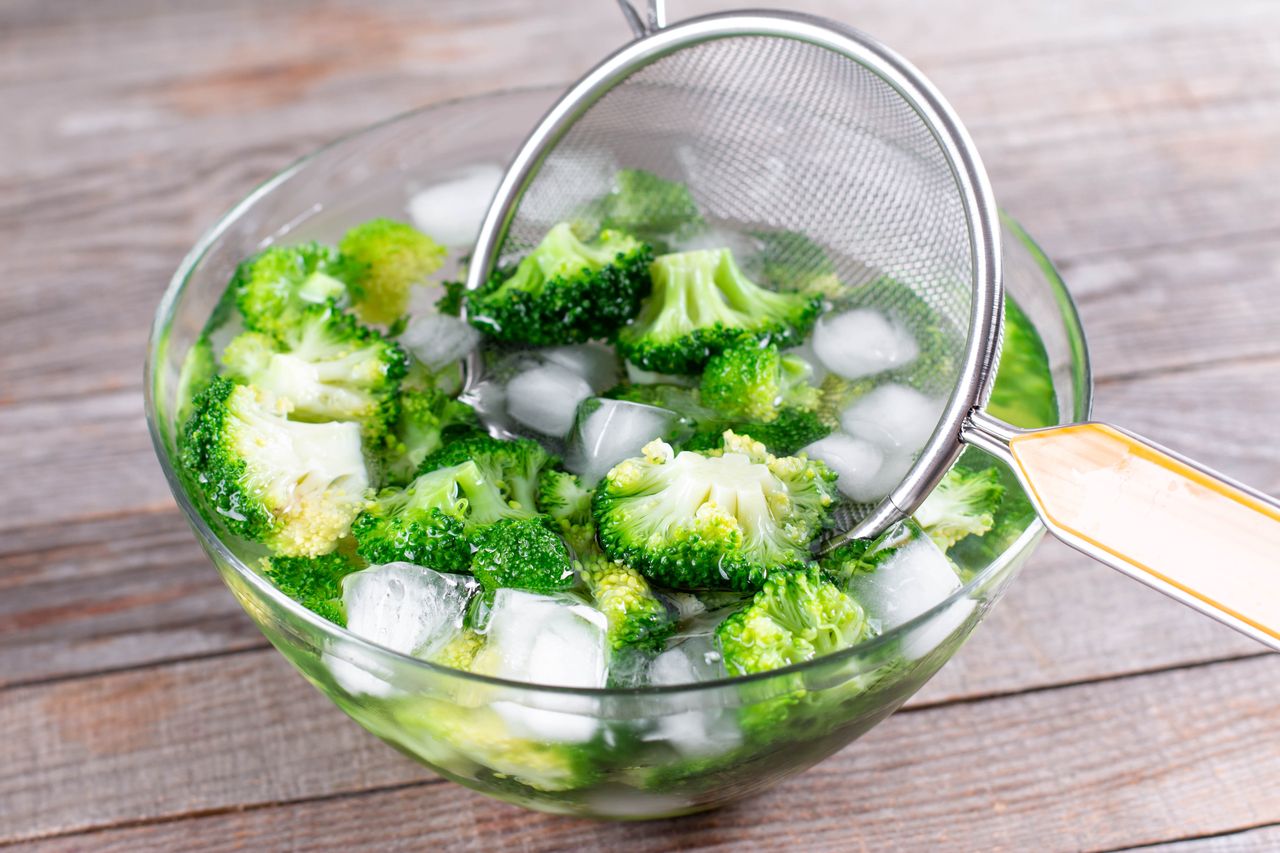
[{"left": 145, "top": 87, "right": 1091, "bottom": 820}]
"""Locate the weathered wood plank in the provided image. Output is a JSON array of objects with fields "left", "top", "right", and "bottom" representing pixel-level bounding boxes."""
[
  {"left": 9, "top": 653, "right": 1278, "bottom": 850},
  {"left": 1136, "top": 824, "right": 1280, "bottom": 852}
]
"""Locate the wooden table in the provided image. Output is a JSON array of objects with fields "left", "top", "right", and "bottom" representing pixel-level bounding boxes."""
[{"left": 3, "top": 1, "right": 1279, "bottom": 849}]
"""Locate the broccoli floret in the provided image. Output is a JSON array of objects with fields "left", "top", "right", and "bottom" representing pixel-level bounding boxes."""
[
  {"left": 700, "top": 343, "right": 821, "bottom": 423},
  {"left": 263, "top": 551, "right": 362, "bottom": 625},
  {"left": 716, "top": 566, "right": 872, "bottom": 676},
  {"left": 231, "top": 243, "right": 356, "bottom": 337},
  {"left": 179, "top": 378, "right": 369, "bottom": 556},
  {"left": 352, "top": 460, "right": 529, "bottom": 569},
  {"left": 914, "top": 465, "right": 1004, "bottom": 551},
  {"left": 222, "top": 303, "right": 408, "bottom": 443},
  {"left": 418, "top": 434, "right": 555, "bottom": 515},
  {"left": 537, "top": 469, "right": 596, "bottom": 552},
  {"left": 426, "top": 628, "right": 487, "bottom": 670},
  {"left": 382, "top": 388, "right": 479, "bottom": 486},
  {"left": 818, "top": 533, "right": 901, "bottom": 588},
  {"left": 175, "top": 333, "right": 218, "bottom": 427},
  {"left": 466, "top": 223, "right": 652, "bottom": 346},
  {"left": 339, "top": 218, "right": 446, "bottom": 326},
  {"left": 469, "top": 517, "right": 575, "bottom": 594},
  {"left": 752, "top": 229, "right": 842, "bottom": 297},
  {"left": 593, "top": 431, "right": 838, "bottom": 591},
  {"left": 987, "top": 297, "right": 1059, "bottom": 429},
  {"left": 578, "top": 546, "right": 673, "bottom": 652},
  {"left": 595, "top": 169, "right": 704, "bottom": 252},
  {"left": 616, "top": 248, "right": 821, "bottom": 375}
]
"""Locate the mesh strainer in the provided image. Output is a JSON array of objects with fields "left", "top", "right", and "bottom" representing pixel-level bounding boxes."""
[{"left": 466, "top": 3, "right": 1280, "bottom": 650}]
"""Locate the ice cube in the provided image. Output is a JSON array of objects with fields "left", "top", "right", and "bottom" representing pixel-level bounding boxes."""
[
  {"left": 566, "top": 397, "right": 683, "bottom": 485},
  {"left": 398, "top": 312, "right": 481, "bottom": 373},
  {"left": 841, "top": 384, "right": 945, "bottom": 454},
  {"left": 406, "top": 163, "right": 504, "bottom": 247},
  {"left": 644, "top": 638, "right": 741, "bottom": 758},
  {"left": 505, "top": 363, "right": 594, "bottom": 438},
  {"left": 479, "top": 589, "right": 609, "bottom": 743},
  {"left": 342, "top": 563, "right": 476, "bottom": 658},
  {"left": 812, "top": 309, "right": 919, "bottom": 380},
  {"left": 541, "top": 343, "right": 621, "bottom": 394},
  {"left": 846, "top": 522, "right": 960, "bottom": 630},
  {"left": 802, "top": 433, "right": 886, "bottom": 502}
]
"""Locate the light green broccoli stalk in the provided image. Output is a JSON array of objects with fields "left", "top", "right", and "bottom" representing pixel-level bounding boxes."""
[
  {"left": 231, "top": 242, "right": 357, "bottom": 337},
  {"left": 222, "top": 302, "right": 408, "bottom": 443},
  {"left": 339, "top": 218, "right": 446, "bottom": 326},
  {"left": 616, "top": 248, "right": 821, "bottom": 375},
  {"left": 263, "top": 551, "right": 363, "bottom": 625},
  {"left": 593, "top": 431, "right": 837, "bottom": 591},
  {"left": 700, "top": 343, "right": 822, "bottom": 424},
  {"left": 178, "top": 378, "right": 369, "bottom": 557},
  {"left": 381, "top": 388, "right": 479, "bottom": 486},
  {"left": 914, "top": 465, "right": 1004, "bottom": 551},
  {"left": 716, "top": 566, "right": 873, "bottom": 676},
  {"left": 469, "top": 517, "right": 576, "bottom": 594},
  {"left": 466, "top": 222, "right": 653, "bottom": 346}
]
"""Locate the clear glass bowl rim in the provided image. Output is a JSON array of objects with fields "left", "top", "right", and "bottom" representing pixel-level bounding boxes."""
[{"left": 144, "top": 84, "right": 1094, "bottom": 698}]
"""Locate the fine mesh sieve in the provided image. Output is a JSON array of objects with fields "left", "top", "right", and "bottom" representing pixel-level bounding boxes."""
[
  {"left": 466, "top": 5, "right": 1004, "bottom": 541},
  {"left": 467, "top": 3, "right": 1280, "bottom": 650}
]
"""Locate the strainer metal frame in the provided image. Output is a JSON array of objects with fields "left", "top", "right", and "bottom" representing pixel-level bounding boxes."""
[{"left": 468, "top": 9, "right": 1004, "bottom": 540}]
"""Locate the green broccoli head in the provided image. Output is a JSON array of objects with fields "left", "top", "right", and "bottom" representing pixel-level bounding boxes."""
[
  {"left": 716, "top": 566, "right": 873, "bottom": 676},
  {"left": 685, "top": 407, "right": 832, "bottom": 457},
  {"left": 426, "top": 628, "right": 487, "bottom": 670},
  {"left": 578, "top": 546, "right": 673, "bottom": 652},
  {"left": 179, "top": 378, "right": 369, "bottom": 556},
  {"left": 351, "top": 460, "right": 525, "bottom": 569},
  {"left": 263, "top": 551, "right": 362, "bottom": 625},
  {"left": 469, "top": 517, "right": 575, "bottom": 594},
  {"left": 914, "top": 465, "right": 1004, "bottom": 551},
  {"left": 222, "top": 303, "right": 408, "bottom": 443},
  {"left": 616, "top": 248, "right": 821, "bottom": 375},
  {"left": 466, "top": 223, "right": 653, "bottom": 346},
  {"left": 700, "top": 343, "right": 821, "bottom": 423},
  {"left": 537, "top": 469, "right": 596, "bottom": 553},
  {"left": 417, "top": 434, "right": 556, "bottom": 515},
  {"left": 752, "top": 229, "right": 843, "bottom": 298},
  {"left": 339, "top": 218, "right": 446, "bottom": 327},
  {"left": 381, "top": 388, "right": 480, "bottom": 486},
  {"left": 593, "top": 431, "right": 838, "bottom": 591},
  {"left": 595, "top": 169, "right": 704, "bottom": 252},
  {"left": 231, "top": 243, "right": 356, "bottom": 337}
]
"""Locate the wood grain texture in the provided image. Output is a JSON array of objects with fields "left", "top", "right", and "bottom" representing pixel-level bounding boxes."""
[
  {"left": 3, "top": 0, "right": 1280, "bottom": 848},
  {"left": 9, "top": 654, "right": 1279, "bottom": 851}
]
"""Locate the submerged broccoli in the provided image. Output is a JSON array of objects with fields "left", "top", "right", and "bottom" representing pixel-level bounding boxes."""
[
  {"left": 222, "top": 303, "right": 408, "bottom": 442},
  {"left": 537, "top": 469, "right": 596, "bottom": 552},
  {"left": 716, "top": 566, "right": 872, "bottom": 676},
  {"left": 616, "top": 248, "right": 821, "bottom": 375},
  {"left": 339, "top": 219, "right": 446, "bottom": 327},
  {"left": 578, "top": 546, "right": 673, "bottom": 652},
  {"left": 753, "top": 229, "right": 842, "bottom": 297},
  {"left": 352, "top": 460, "right": 532, "bottom": 569},
  {"left": 700, "top": 343, "right": 822, "bottom": 423},
  {"left": 470, "top": 517, "right": 575, "bottom": 594},
  {"left": 593, "top": 431, "right": 837, "bottom": 591},
  {"left": 426, "top": 628, "right": 487, "bottom": 670},
  {"left": 914, "top": 465, "right": 1004, "bottom": 551},
  {"left": 382, "top": 388, "right": 479, "bottom": 486},
  {"left": 179, "top": 378, "right": 369, "bottom": 557},
  {"left": 595, "top": 169, "right": 704, "bottom": 252},
  {"left": 987, "top": 297, "right": 1059, "bottom": 429},
  {"left": 231, "top": 243, "right": 356, "bottom": 337},
  {"left": 418, "top": 434, "right": 555, "bottom": 514},
  {"left": 466, "top": 223, "right": 652, "bottom": 346},
  {"left": 264, "top": 551, "right": 362, "bottom": 626}
]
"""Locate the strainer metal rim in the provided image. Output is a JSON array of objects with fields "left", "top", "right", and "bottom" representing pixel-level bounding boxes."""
[{"left": 466, "top": 9, "right": 1004, "bottom": 540}]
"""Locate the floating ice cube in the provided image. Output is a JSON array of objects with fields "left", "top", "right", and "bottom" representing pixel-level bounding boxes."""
[
  {"left": 644, "top": 638, "right": 741, "bottom": 758},
  {"left": 505, "top": 363, "right": 594, "bottom": 438},
  {"left": 841, "top": 384, "right": 944, "bottom": 454},
  {"left": 406, "top": 163, "right": 504, "bottom": 247},
  {"left": 566, "top": 397, "right": 683, "bottom": 485},
  {"left": 479, "top": 589, "right": 609, "bottom": 743},
  {"left": 845, "top": 522, "right": 971, "bottom": 659},
  {"left": 541, "top": 343, "right": 621, "bottom": 393},
  {"left": 813, "top": 309, "right": 919, "bottom": 381},
  {"left": 398, "top": 311, "right": 481, "bottom": 373},
  {"left": 343, "top": 563, "right": 476, "bottom": 657},
  {"left": 803, "top": 433, "right": 886, "bottom": 502}
]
